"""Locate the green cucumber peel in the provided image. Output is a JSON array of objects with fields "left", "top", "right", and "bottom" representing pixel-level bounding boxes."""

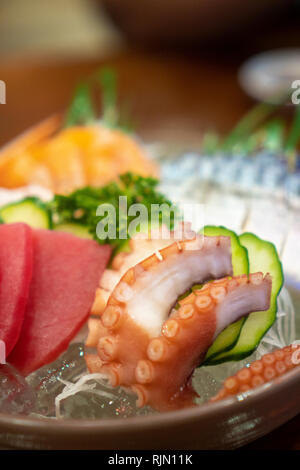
[{"left": 0, "top": 197, "right": 52, "bottom": 229}]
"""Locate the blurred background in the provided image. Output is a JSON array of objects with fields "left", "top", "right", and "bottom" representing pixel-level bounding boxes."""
[
  {"left": 0, "top": 1, "right": 300, "bottom": 449},
  {"left": 1, "top": 0, "right": 300, "bottom": 146},
  {"left": 0, "top": 0, "right": 121, "bottom": 59},
  {"left": 0, "top": 0, "right": 299, "bottom": 58}
]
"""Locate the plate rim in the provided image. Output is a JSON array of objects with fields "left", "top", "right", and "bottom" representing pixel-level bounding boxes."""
[{"left": 0, "top": 365, "right": 299, "bottom": 436}]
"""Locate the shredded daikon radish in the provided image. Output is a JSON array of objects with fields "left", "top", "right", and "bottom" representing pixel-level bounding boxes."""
[
  {"left": 55, "top": 373, "right": 115, "bottom": 419},
  {"left": 257, "top": 287, "right": 296, "bottom": 356}
]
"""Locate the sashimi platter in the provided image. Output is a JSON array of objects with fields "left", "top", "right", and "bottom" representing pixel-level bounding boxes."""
[{"left": 0, "top": 72, "right": 299, "bottom": 449}]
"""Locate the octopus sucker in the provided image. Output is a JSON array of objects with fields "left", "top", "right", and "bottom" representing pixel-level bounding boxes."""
[
  {"left": 87, "top": 235, "right": 272, "bottom": 411},
  {"left": 99, "top": 362, "right": 124, "bottom": 387},
  {"left": 131, "top": 385, "right": 149, "bottom": 408},
  {"left": 91, "top": 288, "right": 110, "bottom": 316},
  {"left": 101, "top": 305, "right": 123, "bottom": 329},
  {"left": 211, "top": 344, "right": 300, "bottom": 402},
  {"left": 97, "top": 335, "right": 118, "bottom": 361},
  {"left": 86, "top": 317, "right": 109, "bottom": 348},
  {"left": 84, "top": 353, "right": 103, "bottom": 373}
]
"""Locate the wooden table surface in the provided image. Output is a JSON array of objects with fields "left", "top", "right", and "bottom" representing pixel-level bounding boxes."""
[{"left": 0, "top": 49, "right": 299, "bottom": 450}]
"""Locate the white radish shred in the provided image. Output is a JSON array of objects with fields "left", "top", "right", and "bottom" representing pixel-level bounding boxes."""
[{"left": 55, "top": 373, "right": 115, "bottom": 419}]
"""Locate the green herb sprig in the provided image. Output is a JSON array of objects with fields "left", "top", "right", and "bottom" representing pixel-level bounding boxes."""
[
  {"left": 50, "top": 173, "right": 177, "bottom": 252},
  {"left": 64, "top": 68, "right": 133, "bottom": 132}
]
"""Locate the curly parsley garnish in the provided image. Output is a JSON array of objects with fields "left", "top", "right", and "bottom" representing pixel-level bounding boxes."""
[{"left": 50, "top": 173, "right": 177, "bottom": 251}]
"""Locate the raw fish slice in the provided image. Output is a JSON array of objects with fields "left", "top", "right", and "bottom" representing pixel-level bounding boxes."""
[
  {"left": 0, "top": 223, "right": 33, "bottom": 355},
  {"left": 9, "top": 230, "right": 111, "bottom": 375}
]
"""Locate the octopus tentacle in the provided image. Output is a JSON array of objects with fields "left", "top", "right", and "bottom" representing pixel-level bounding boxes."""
[
  {"left": 87, "top": 236, "right": 272, "bottom": 411},
  {"left": 211, "top": 344, "right": 300, "bottom": 402},
  {"left": 91, "top": 224, "right": 199, "bottom": 316},
  {"left": 128, "top": 273, "right": 271, "bottom": 410},
  {"left": 88, "top": 234, "right": 232, "bottom": 347}
]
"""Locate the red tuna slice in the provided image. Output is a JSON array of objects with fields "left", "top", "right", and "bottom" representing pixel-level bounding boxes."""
[
  {"left": 0, "top": 223, "right": 33, "bottom": 356},
  {"left": 9, "top": 229, "right": 111, "bottom": 375}
]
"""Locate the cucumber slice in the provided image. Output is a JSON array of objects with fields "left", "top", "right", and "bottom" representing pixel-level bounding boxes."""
[
  {"left": 207, "top": 233, "right": 284, "bottom": 365},
  {"left": 205, "top": 319, "right": 245, "bottom": 361},
  {"left": 54, "top": 223, "right": 93, "bottom": 239},
  {"left": 202, "top": 226, "right": 249, "bottom": 363},
  {"left": 0, "top": 197, "right": 52, "bottom": 229}
]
